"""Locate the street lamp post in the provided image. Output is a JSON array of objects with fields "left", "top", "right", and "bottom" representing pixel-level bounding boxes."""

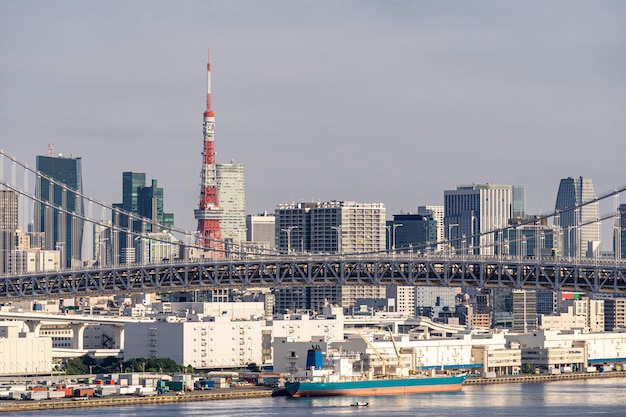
[
  {"left": 55, "top": 242, "right": 65, "bottom": 270},
  {"left": 567, "top": 227, "right": 577, "bottom": 261},
  {"left": 96, "top": 238, "right": 109, "bottom": 267},
  {"left": 331, "top": 225, "right": 343, "bottom": 255},
  {"left": 447, "top": 224, "right": 458, "bottom": 258},
  {"left": 461, "top": 235, "right": 466, "bottom": 261},
  {"left": 492, "top": 224, "right": 501, "bottom": 259},
  {"left": 614, "top": 224, "right": 622, "bottom": 263},
  {"left": 281, "top": 226, "right": 299, "bottom": 253},
  {"left": 392, "top": 223, "right": 403, "bottom": 252}
]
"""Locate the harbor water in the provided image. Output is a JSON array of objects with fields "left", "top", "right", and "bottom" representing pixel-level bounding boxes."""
[{"left": 1, "top": 377, "right": 624, "bottom": 416}]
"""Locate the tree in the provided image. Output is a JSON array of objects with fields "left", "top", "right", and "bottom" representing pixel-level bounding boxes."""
[
  {"left": 522, "top": 362, "right": 534, "bottom": 374},
  {"left": 64, "top": 354, "right": 95, "bottom": 375}
]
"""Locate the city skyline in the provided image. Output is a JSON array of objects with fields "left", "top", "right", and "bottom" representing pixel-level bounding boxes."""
[{"left": 1, "top": 1, "right": 625, "bottom": 234}]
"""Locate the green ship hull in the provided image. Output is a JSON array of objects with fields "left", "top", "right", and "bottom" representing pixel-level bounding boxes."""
[{"left": 285, "top": 374, "right": 466, "bottom": 398}]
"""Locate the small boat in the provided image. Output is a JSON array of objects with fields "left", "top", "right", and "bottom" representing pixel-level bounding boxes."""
[{"left": 351, "top": 401, "right": 369, "bottom": 407}]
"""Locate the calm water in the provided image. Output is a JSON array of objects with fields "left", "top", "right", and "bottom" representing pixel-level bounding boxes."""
[{"left": 2, "top": 378, "right": 625, "bottom": 416}]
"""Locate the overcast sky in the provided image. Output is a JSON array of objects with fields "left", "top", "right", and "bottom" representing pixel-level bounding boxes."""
[{"left": 1, "top": 1, "right": 625, "bottom": 236}]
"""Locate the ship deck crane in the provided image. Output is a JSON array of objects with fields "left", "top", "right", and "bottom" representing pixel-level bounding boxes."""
[
  {"left": 388, "top": 329, "right": 401, "bottom": 368},
  {"left": 357, "top": 329, "right": 388, "bottom": 376}
]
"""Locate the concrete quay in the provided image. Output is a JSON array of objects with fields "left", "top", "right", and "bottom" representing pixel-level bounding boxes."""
[
  {"left": 0, "top": 388, "right": 273, "bottom": 413},
  {"left": 463, "top": 370, "right": 626, "bottom": 385}
]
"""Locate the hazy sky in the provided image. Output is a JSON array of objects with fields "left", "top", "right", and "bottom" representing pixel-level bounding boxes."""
[{"left": 1, "top": 1, "right": 625, "bottom": 235}]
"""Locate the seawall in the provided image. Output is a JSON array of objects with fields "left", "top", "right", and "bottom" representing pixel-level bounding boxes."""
[
  {"left": 463, "top": 370, "right": 626, "bottom": 385},
  {"left": 0, "top": 388, "right": 273, "bottom": 413}
]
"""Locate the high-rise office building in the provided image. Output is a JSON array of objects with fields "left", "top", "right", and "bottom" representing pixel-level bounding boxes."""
[
  {"left": 417, "top": 205, "right": 444, "bottom": 252},
  {"left": 246, "top": 212, "right": 275, "bottom": 251},
  {"left": 512, "top": 186, "right": 526, "bottom": 218},
  {"left": 492, "top": 288, "right": 513, "bottom": 329},
  {"left": 536, "top": 290, "right": 558, "bottom": 315},
  {"left": 390, "top": 214, "right": 438, "bottom": 253},
  {"left": 512, "top": 289, "right": 537, "bottom": 333},
  {"left": 0, "top": 190, "right": 19, "bottom": 273},
  {"left": 604, "top": 298, "right": 626, "bottom": 331},
  {"left": 444, "top": 184, "right": 513, "bottom": 255},
  {"left": 34, "top": 154, "right": 84, "bottom": 267},
  {"left": 113, "top": 173, "right": 174, "bottom": 264},
  {"left": 415, "top": 286, "right": 460, "bottom": 318},
  {"left": 217, "top": 163, "right": 246, "bottom": 244},
  {"left": 0, "top": 190, "right": 18, "bottom": 230},
  {"left": 554, "top": 177, "right": 600, "bottom": 258},
  {"left": 497, "top": 217, "right": 559, "bottom": 257}
]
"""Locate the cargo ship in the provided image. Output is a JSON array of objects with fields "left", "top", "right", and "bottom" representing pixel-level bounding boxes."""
[
  {"left": 284, "top": 346, "right": 466, "bottom": 398},
  {"left": 285, "top": 374, "right": 465, "bottom": 397}
]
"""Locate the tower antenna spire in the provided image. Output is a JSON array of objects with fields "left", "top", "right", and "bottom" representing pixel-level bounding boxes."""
[{"left": 205, "top": 49, "right": 213, "bottom": 116}]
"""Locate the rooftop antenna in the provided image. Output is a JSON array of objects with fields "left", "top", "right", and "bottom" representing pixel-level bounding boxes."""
[{"left": 47, "top": 143, "right": 54, "bottom": 156}]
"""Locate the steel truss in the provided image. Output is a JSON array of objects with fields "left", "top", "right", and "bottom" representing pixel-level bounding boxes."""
[{"left": 1, "top": 256, "right": 625, "bottom": 300}]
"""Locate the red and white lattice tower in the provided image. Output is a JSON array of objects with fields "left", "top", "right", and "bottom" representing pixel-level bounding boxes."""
[{"left": 194, "top": 49, "right": 223, "bottom": 255}]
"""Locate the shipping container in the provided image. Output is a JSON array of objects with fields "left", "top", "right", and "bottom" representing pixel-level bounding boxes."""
[
  {"left": 48, "top": 391, "right": 66, "bottom": 399},
  {"left": 194, "top": 380, "right": 215, "bottom": 390},
  {"left": 165, "top": 381, "right": 185, "bottom": 392},
  {"left": 73, "top": 388, "right": 95, "bottom": 397},
  {"left": 22, "top": 391, "right": 48, "bottom": 401},
  {"left": 57, "top": 388, "right": 73, "bottom": 396}
]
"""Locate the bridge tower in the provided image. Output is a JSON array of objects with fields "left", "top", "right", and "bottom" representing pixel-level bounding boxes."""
[{"left": 194, "top": 49, "right": 224, "bottom": 256}]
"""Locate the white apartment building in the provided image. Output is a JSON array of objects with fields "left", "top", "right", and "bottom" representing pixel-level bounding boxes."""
[{"left": 275, "top": 200, "right": 386, "bottom": 254}]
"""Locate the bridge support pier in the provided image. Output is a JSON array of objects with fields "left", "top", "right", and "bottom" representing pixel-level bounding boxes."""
[
  {"left": 23, "top": 320, "right": 42, "bottom": 336},
  {"left": 69, "top": 323, "right": 87, "bottom": 350},
  {"left": 112, "top": 324, "right": 125, "bottom": 350}
]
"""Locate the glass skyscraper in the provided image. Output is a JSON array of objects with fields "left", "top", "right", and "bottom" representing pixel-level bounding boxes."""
[
  {"left": 35, "top": 154, "right": 84, "bottom": 268},
  {"left": 113, "top": 172, "right": 174, "bottom": 264},
  {"left": 554, "top": 177, "right": 600, "bottom": 258},
  {"left": 216, "top": 163, "right": 246, "bottom": 244}
]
